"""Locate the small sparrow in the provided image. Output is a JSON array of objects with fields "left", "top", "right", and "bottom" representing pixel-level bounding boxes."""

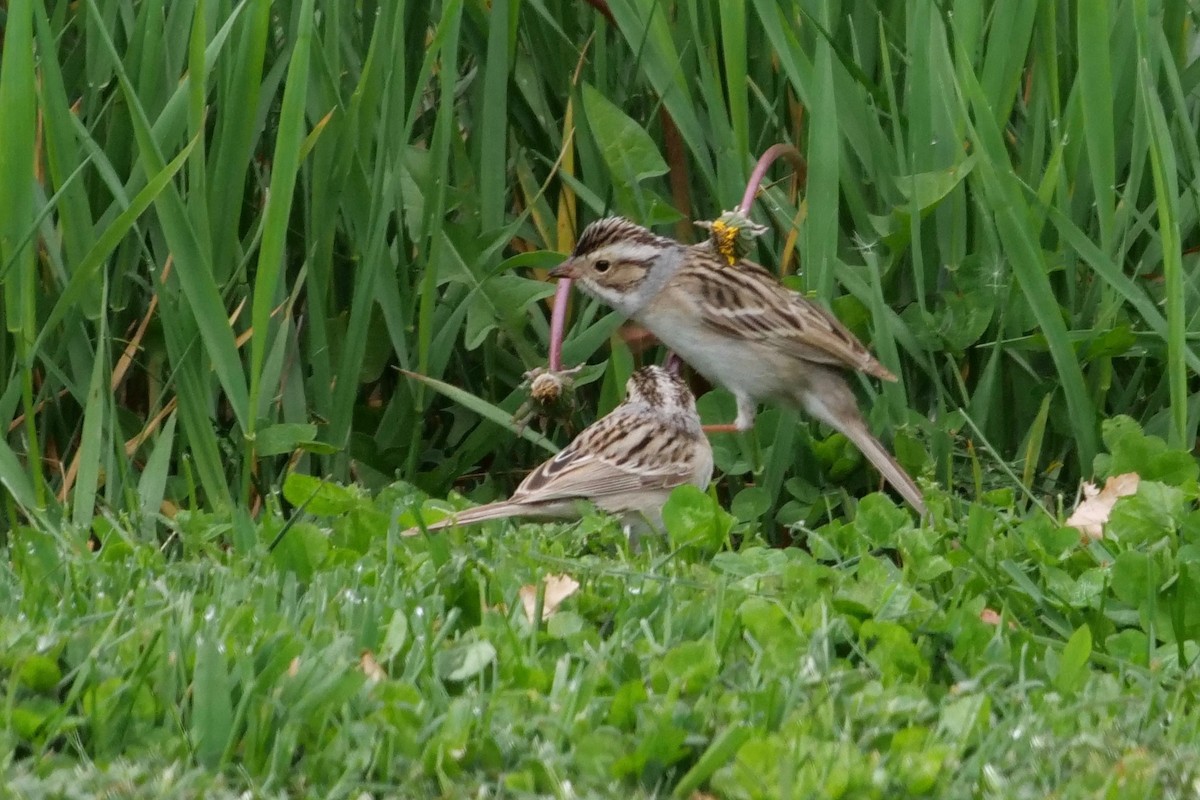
[
  {"left": 403, "top": 365, "right": 714, "bottom": 535},
  {"left": 549, "top": 217, "right": 927, "bottom": 515}
]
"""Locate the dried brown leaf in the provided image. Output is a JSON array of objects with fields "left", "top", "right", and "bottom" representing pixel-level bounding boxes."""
[
  {"left": 360, "top": 650, "right": 386, "bottom": 683},
  {"left": 519, "top": 574, "right": 580, "bottom": 623},
  {"left": 1066, "top": 472, "right": 1140, "bottom": 541}
]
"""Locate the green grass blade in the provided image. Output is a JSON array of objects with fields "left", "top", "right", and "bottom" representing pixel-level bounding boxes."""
[
  {"left": 952, "top": 18, "right": 1099, "bottom": 470},
  {"left": 248, "top": 0, "right": 314, "bottom": 420},
  {"left": 718, "top": 0, "right": 749, "bottom": 161},
  {"left": 137, "top": 412, "right": 178, "bottom": 526},
  {"left": 246, "top": 0, "right": 316, "bottom": 505},
  {"left": 34, "top": 133, "right": 202, "bottom": 353},
  {"left": 1076, "top": 0, "right": 1117, "bottom": 253},
  {"left": 207, "top": 1, "right": 271, "bottom": 280},
  {"left": 186, "top": 0, "right": 212, "bottom": 254},
  {"left": 86, "top": 0, "right": 251, "bottom": 433},
  {"left": 192, "top": 629, "right": 235, "bottom": 769},
  {"left": 33, "top": 3, "right": 97, "bottom": 308},
  {"left": 399, "top": 370, "right": 559, "bottom": 454},
  {"left": 71, "top": 287, "right": 110, "bottom": 530},
  {"left": 478, "top": 0, "right": 512, "bottom": 231},
  {"left": 804, "top": 0, "right": 840, "bottom": 301},
  {"left": 976, "top": 0, "right": 1038, "bottom": 129},
  {"left": 1134, "top": 9, "right": 1187, "bottom": 449},
  {"left": 0, "top": 438, "right": 39, "bottom": 514},
  {"left": 0, "top": 0, "right": 45, "bottom": 506}
]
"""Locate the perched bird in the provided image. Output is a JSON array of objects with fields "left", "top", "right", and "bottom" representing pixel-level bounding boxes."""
[
  {"left": 403, "top": 365, "right": 714, "bottom": 536},
  {"left": 549, "top": 216, "right": 926, "bottom": 515}
]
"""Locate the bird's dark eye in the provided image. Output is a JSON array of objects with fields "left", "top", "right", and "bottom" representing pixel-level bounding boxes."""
[{"left": 595, "top": 259, "right": 611, "bottom": 273}]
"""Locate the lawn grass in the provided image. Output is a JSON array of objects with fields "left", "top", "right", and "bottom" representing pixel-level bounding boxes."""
[{"left": 4, "top": 418, "right": 1200, "bottom": 797}]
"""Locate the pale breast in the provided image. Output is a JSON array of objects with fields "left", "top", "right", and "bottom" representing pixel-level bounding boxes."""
[{"left": 639, "top": 297, "right": 797, "bottom": 402}]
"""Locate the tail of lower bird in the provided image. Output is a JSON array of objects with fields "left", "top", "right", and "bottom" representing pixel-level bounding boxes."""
[{"left": 401, "top": 501, "right": 534, "bottom": 536}]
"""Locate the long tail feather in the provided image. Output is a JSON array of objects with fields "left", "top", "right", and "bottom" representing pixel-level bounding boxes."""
[
  {"left": 838, "top": 422, "right": 928, "bottom": 516},
  {"left": 401, "top": 501, "right": 531, "bottom": 536},
  {"left": 793, "top": 373, "right": 927, "bottom": 517}
]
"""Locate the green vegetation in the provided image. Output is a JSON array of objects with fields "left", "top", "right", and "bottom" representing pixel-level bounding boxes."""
[
  {"left": 6, "top": 420, "right": 1200, "bottom": 797},
  {"left": 2, "top": 0, "right": 1199, "bottom": 796}
]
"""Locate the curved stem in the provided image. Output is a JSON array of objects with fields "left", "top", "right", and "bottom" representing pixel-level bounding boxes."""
[
  {"left": 738, "top": 143, "right": 805, "bottom": 215},
  {"left": 548, "top": 278, "right": 572, "bottom": 372}
]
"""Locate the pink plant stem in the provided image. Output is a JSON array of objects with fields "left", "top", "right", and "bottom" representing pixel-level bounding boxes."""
[
  {"left": 548, "top": 278, "right": 572, "bottom": 372},
  {"left": 738, "top": 143, "right": 805, "bottom": 215}
]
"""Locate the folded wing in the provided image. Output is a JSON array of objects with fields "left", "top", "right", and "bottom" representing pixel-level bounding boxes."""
[
  {"left": 511, "top": 411, "right": 695, "bottom": 504},
  {"left": 677, "top": 253, "right": 896, "bottom": 381}
]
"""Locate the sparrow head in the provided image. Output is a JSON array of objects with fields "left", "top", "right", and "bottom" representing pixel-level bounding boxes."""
[
  {"left": 549, "top": 217, "right": 682, "bottom": 316},
  {"left": 623, "top": 365, "right": 699, "bottom": 416}
]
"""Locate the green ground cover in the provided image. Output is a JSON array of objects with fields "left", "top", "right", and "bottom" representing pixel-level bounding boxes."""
[{"left": 5, "top": 418, "right": 1200, "bottom": 797}]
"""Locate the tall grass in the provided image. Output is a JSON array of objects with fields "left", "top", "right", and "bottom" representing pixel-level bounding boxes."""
[{"left": 0, "top": 0, "right": 1197, "bottom": 532}]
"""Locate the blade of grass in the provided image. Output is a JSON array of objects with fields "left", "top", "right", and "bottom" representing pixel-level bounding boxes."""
[
  {"left": 136, "top": 409, "right": 178, "bottom": 524},
  {"left": 33, "top": 3, "right": 97, "bottom": 315},
  {"left": 207, "top": 0, "right": 271, "bottom": 281},
  {"left": 0, "top": 0, "right": 45, "bottom": 506},
  {"left": 408, "top": 0, "right": 466, "bottom": 477},
  {"left": 34, "top": 133, "right": 202, "bottom": 353},
  {"left": 399, "top": 370, "right": 559, "bottom": 455},
  {"left": 718, "top": 0, "right": 749, "bottom": 164},
  {"left": 1133, "top": 4, "right": 1187, "bottom": 449},
  {"left": 1077, "top": 0, "right": 1117, "bottom": 254},
  {"left": 70, "top": 284, "right": 110, "bottom": 529},
  {"left": 951, "top": 16, "right": 1099, "bottom": 471},
  {"left": 186, "top": 0, "right": 212, "bottom": 258},
  {"left": 1021, "top": 392, "right": 1052, "bottom": 489},
  {"left": 804, "top": 0, "right": 840, "bottom": 301},
  {"left": 192, "top": 629, "right": 235, "bottom": 769},
  {"left": 478, "top": 0, "right": 512, "bottom": 232},
  {"left": 86, "top": 0, "right": 251, "bottom": 433},
  {"left": 0, "top": 438, "right": 39, "bottom": 514},
  {"left": 247, "top": 0, "right": 316, "bottom": 496}
]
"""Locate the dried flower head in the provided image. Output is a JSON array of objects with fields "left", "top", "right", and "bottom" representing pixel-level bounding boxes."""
[
  {"left": 529, "top": 371, "right": 564, "bottom": 403},
  {"left": 513, "top": 364, "right": 584, "bottom": 434},
  {"left": 695, "top": 210, "right": 769, "bottom": 265}
]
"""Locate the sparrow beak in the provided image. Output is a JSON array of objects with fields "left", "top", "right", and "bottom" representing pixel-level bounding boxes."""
[{"left": 548, "top": 260, "right": 578, "bottom": 280}]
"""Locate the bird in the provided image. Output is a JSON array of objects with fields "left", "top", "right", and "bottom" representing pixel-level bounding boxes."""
[
  {"left": 548, "top": 216, "right": 926, "bottom": 515},
  {"left": 402, "top": 365, "right": 714, "bottom": 536}
]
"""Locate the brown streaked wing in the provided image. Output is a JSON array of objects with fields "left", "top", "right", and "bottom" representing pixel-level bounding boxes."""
[
  {"left": 509, "top": 412, "right": 694, "bottom": 503},
  {"left": 675, "top": 251, "right": 896, "bottom": 380}
]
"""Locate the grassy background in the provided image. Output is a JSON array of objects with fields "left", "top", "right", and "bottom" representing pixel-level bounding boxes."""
[{"left": 2, "top": 0, "right": 1200, "bottom": 795}]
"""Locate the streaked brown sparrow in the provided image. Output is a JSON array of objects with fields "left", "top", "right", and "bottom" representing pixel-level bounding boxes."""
[
  {"left": 549, "top": 217, "right": 926, "bottom": 515},
  {"left": 403, "top": 365, "right": 714, "bottom": 535}
]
